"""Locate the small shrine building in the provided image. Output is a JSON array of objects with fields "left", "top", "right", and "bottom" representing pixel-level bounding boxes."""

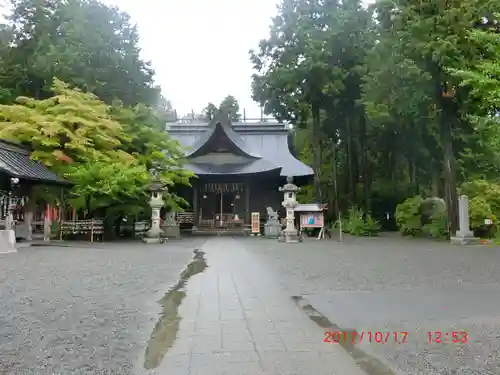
[{"left": 167, "top": 113, "right": 313, "bottom": 231}]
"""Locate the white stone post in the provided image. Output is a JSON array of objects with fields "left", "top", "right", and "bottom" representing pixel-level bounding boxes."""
[
  {"left": 278, "top": 176, "right": 300, "bottom": 243},
  {"left": 451, "top": 194, "right": 479, "bottom": 245},
  {"left": 457, "top": 195, "right": 473, "bottom": 238},
  {"left": 0, "top": 177, "right": 19, "bottom": 252}
]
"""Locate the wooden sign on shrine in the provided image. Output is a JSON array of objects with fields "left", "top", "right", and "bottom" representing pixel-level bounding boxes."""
[{"left": 201, "top": 182, "right": 244, "bottom": 193}]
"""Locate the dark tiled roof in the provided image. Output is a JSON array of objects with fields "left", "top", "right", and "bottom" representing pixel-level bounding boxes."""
[
  {"left": 168, "top": 119, "right": 314, "bottom": 177},
  {"left": 0, "top": 140, "right": 72, "bottom": 185},
  {"left": 187, "top": 112, "right": 261, "bottom": 158}
]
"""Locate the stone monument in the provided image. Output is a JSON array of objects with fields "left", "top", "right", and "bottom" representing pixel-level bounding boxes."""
[
  {"left": 278, "top": 176, "right": 301, "bottom": 243},
  {"left": 450, "top": 195, "right": 480, "bottom": 245},
  {"left": 264, "top": 206, "right": 281, "bottom": 238},
  {"left": 163, "top": 210, "right": 180, "bottom": 238},
  {"left": 143, "top": 169, "right": 167, "bottom": 244},
  {"left": 0, "top": 177, "right": 19, "bottom": 253}
]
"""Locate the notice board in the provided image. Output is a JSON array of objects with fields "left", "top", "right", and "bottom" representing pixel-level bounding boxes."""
[
  {"left": 251, "top": 212, "right": 260, "bottom": 233},
  {"left": 300, "top": 212, "right": 324, "bottom": 228}
]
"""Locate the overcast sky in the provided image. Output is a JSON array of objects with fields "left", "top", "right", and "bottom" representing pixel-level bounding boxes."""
[
  {"left": 100, "top": 0, "right": 278, "bottom": 118},
  {"left": 1, "top": 0, "right": 371, "bottom": 119}
]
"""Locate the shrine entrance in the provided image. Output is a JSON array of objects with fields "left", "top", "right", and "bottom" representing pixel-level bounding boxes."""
[{"left": 197, "top": 182, "right": 247, "bottom": 230}]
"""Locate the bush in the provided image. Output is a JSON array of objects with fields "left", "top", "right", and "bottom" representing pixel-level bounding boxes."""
[
  {"left": 395, "top": 195, "right": 449, "bottom": 239},
  {"left": 460, "top": 180, "right": 500, "bottom": 214},
  {"left": 422, "top": 209, "right": 449, "bottom": 239},
  {"left": 395, "top": 195, "right": 423, "bottom": 235},
  {"left": 460, "top": 180, "right": 500, "bottom": 238},
  {"left": 469, "top": 196, "right": 496, "bottom": 238},
  {"left": 338, "top": 206, "right": 381, "bottom": 236}
]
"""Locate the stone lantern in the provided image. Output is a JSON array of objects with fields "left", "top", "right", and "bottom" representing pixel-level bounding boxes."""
[
  {"left": 143, "top": 169, "right": 167, "bottom": 244},
  {"left": 278, "top": 176, "right": 301, "bottom": 243}
]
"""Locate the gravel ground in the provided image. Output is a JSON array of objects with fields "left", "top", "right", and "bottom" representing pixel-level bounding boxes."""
[
  {"left": 243, "top": 234, "right": 500, "bottom": 375},
  {"left": 3, "top": 235, "right": 500, "bottom": 375},
  {"left": 0, "top": 239, "right": 205, "bottom": 375}
]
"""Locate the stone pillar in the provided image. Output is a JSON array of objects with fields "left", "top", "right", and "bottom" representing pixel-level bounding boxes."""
[
  {"left": 278, "top": 176, "right": 301, "bottom": 243},
  {"left": 457, "top": 195, "right": 473, "bottom": 238},
  {"left": 151, "top": 202, "right": 161, "bottom": 234},
  {"left": 0, "top": 229, "right": 16, "bottom": 253},
  {"left": 451, "top": 195, "right": 479, "bottom": 245},
  {"left": 246, "top": 183, "right": 251, "bottom": 224},
  {"left": 43, "top": 212, "right": 51, "bottom": 242},
  {"left": 25, "top": 211, "right": 33, "bottom": 241},
  {"left": 23, "top": 192, "right": 36, "bottom": 241}
]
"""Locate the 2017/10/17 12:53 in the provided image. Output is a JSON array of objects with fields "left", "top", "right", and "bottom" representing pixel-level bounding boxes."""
[{"left": 324, "top": 331, "right": 469, "bottom": 344}]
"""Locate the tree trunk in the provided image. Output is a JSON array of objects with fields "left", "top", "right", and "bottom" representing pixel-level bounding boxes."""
[
  {"left": 85, "top": 197, "right": 91, "bottom": 219},
  {"left": 346, "top": 117, "right": 356, "bottom": 203},
  {"left": 440, "top": 108, "right": 458, "bottom": 234},
  {"left": 330, "top": 139, "right": 340, "bottom": 219},
  {"left": 311, "top": 104, "right": 322, "bottom": 202},
  {"left": 359, "top": 115, "right": 370, "bottom": 213},
  {"left": 409, "top": 156, "right": 417, "bottom": 195}
]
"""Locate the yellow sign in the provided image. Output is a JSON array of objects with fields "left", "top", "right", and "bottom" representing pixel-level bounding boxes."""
[{"left": 251, "top": 212, "right": 260, "bottom": 233}]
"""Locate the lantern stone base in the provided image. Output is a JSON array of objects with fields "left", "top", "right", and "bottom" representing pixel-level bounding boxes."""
[
  {"left": 278, "top": 228, "right": 301, "bottom": 243},
  {"left": 0, "top": 229, "right": 17, "bottom": 253},
  {"left": 142, "top": 237, "right": 166, "bottom": 244},
  {"left": 142, "top": 227, "right": 166, "bottom": 244}
]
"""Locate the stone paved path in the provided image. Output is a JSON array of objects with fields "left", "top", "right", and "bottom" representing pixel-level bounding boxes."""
[{"left": 144, "top": 237, "right": 367, "bottom": 375}]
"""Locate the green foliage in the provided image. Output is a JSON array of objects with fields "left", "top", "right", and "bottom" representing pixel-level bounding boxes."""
[
  {"left": 0, "top": 0, "right": 190, "bottom": 236},
  {"left": 2, "top": 0, "right": 158, "bottom": 105},
  {"left": 396, "top": 195, "right": 449, "bottom": 239},
  {"left": 201, "top": 96, "right": 242, "bottom": 122},
  {"left": 460, "top": 180, "right": 500, "bottom": 237},
  {"left": 468, "top": 196, "right": 495, "bottom": 237},
  {"left": 422, "top": 210, "right": 449, "bottom": 239},
  {"left": 460, "top": 180, "right": 500, "bottom": 215},
  {"left": 219, "top": 95, "right": 241, "bottom": 122},
  {"left": 0, "top": 78, "right": 191, "bottom": 217},
  {"left": 338, "top": 206, "right": 381, "bottom": 236},
  {"left": 250, "top": 0, "right": 500, "bottom": 236},
  {"left": 395, "top": 196, "right": 424, "bottom": 236}
]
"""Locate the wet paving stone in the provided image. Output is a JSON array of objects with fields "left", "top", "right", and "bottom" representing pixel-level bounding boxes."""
[{"left": 141, "top": 237, "right": 368, "bottom": 375}]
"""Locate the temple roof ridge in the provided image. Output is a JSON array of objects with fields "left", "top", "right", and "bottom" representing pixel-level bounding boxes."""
[{"left": 186, "top": 110, "right": 261, "bottom": 159}]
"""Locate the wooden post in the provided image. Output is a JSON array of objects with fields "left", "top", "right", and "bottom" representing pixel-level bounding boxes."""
[
  {"left": 90, "top": 219, "right": 94, "bottom": 243},
  {"left": 57, "top": 207, "right": 62, "bottom": 241},
  {"left": 193, "top": 185, "right": 198, "bottom": 226},
  {"left": 220, "top": 191, "right": 223, "bottom": 226},
  {"left": 339, "top": 211, "right": 343, "bottom": 242},
  {"left": 245, "top": 183, "right": 250, "bottom": 225}
]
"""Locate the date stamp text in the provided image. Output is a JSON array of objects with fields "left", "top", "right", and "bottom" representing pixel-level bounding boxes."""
[
  {"left": 324, "top": 331, "right": 469, "bottom": 344},
  {"left": 324, "top": 331, "right": 408, "bottom": 344}
]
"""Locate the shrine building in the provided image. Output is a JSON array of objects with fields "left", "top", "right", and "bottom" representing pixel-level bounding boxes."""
[{"left": 166, "top": 112, "right": 313, "bottom": 232}]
